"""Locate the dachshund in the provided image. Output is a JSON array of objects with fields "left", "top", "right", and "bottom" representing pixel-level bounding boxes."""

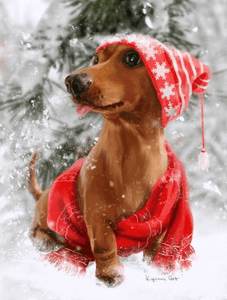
[{"left": 27, "top": 44, "right": 169, "bottom": 286}]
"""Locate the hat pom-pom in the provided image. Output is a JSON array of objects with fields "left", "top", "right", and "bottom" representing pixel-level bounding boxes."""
[{"left": 198, "top": 149, "right": 209, "bottom": 171}]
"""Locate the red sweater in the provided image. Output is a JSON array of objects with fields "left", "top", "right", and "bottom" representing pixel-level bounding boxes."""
[{"left": 45, "top": 142, "right": 194, "bottom": 272}]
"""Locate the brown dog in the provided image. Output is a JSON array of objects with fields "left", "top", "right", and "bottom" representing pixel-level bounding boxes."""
[{"left": 27, "top": 44, "right": 168, "bottom": 286}]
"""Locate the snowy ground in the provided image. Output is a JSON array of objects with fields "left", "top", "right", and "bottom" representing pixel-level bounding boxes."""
[{"left": 0, "top": 207, "right": 226, "bottom": 300}]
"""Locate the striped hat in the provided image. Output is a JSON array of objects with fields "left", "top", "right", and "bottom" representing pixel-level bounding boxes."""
[{"left": 97, "top": 35, "right": 211, "bottom": 169}]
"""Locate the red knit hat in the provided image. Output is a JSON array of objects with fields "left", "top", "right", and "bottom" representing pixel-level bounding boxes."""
[{"left": 97, "top": 34, "right": 211, "bottom": 170}]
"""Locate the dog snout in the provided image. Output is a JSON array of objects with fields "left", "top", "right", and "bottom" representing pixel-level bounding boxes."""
[
  {"left": 65, "top": 73, "right": 93, "bottom": 99},
  {"left": 65, "top": 75, "right": 73, "bottom": 94}
]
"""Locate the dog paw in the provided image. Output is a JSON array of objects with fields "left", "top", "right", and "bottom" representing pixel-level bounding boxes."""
[
  {"left": 96, "top": 274, "right": 124, "bottom": 287},
  {"left": 143, "top": 249, "right": 153, "bottom": 264},
  {"left": 36, "top": 238, "right": 64, "bottom": 253},
  {"left": 142, "top": 254, "right": 152, "bottom": 265},
  {"left": 31, "top": 228, "right": 65, "bottom": 253},
  {"left": 95, "top": 260, "right": 124, "bottom": 287}
]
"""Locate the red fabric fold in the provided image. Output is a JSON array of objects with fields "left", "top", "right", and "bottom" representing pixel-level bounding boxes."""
[{"left": 45, "top": 142, "right": 194, "bottom": 272}]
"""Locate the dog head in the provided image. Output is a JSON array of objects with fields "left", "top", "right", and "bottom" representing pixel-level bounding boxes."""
[
  {"left": 65, "top": 35, "right": 211, "bottom": 127},
  {"left": 65, "top": 44, "right": 162, "bottom": 123}
]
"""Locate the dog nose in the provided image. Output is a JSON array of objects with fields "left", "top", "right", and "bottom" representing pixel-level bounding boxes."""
[
  {"left": 65, "top": 73, "right": 93, "bottom": 98},
  {"left": 65, "top": 75, "right": 73, "bottom": 94}
]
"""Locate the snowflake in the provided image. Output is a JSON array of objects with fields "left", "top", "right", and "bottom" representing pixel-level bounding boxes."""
[
  {"left": 152, "top": 62, "right": 170, "bottom": 80},
  {"left": 160, "top": 83, "right": 175, "bottom": 100},
  {"left": 142, "top": 44, "right": 157, "bottom": 61},
  {"left": 123, "top": 35, "right": 157, "bottom": 61},
  {"left": 101, "top": 34, "right": 158, "bottom": 61},
  {"left": 164, "top": 103, "right": 178, "bottom": 119},
  {"left": 134, "top": 37, "right": 157, "bottom": 61}
]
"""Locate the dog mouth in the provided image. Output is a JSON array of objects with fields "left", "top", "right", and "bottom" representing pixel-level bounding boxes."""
[
  {"left": 74, "top": 98, "right": 124, "bottom": 116},
  {"left": 95, "top": 101, "right": 124, "bottom": 110}
]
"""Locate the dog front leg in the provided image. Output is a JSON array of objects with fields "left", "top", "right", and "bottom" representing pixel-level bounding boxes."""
[{"left": 86, "top": 219, "right": 124, "bottom": 286}]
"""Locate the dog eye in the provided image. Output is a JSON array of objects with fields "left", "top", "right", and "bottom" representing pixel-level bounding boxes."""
[
  {"left": 125, "top": 52, "right": 141, "bottom": 67},
  {"left": 91, "top": 54, "right": 99, "bottom": 66}
]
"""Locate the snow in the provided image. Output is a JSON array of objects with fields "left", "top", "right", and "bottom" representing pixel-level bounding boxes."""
[
  {"left": 0, "top": 0, "right": 227, "bottom": 299},
  {"left": 0, "top": 209, "right": 226, "bottom": 300},
  {"left": 3, "top": 0, "right": 48, "bottom": 27},
  {"left": 203, "top": 181, "right": 222, "bottom": 196}
]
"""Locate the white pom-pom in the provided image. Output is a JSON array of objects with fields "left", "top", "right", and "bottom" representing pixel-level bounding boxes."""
[{"left": 198, "top": 150, "right": 209, "bottom": 171}]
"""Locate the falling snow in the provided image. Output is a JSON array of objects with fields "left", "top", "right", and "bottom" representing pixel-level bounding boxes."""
[{"left": 1, "top": 0, "right": 227, "bottom": 299}]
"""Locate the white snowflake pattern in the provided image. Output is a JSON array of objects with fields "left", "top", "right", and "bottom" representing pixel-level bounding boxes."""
[
  {"left": 164, "top": 103, "right": 178, "bottom": 119},
  {"left": 152, "top": 62, "right": 170, "bottom": 80},
  {"left": 102, "top": 34, "right": 158, "bottom": 61},
  {"left": 132, "top": 36, "right": 157, "bottom": 61},
  {"left": 121, "top": 35, "right": 158, "bottom": 61},
  {"left": 143, "top": 44, "right": 158, "bottom": 61},
  {"left": 160, "top": 83, "right": 175, "bottom": 100}
]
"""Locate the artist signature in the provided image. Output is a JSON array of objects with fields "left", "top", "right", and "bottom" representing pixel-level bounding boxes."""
[{"left": 145, "top": 275, "right": 180, "bottom": 282}]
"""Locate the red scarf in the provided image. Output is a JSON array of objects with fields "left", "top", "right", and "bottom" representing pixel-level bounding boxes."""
[{"left": 44, "top": 142, "right": 194, "bottom": 272}]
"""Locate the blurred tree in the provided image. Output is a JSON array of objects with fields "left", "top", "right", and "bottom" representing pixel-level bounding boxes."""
[
  {"left": 0, "top": 0, "right": 198, "bottom": 192},
  {"left": 166, "top": 0, "right": 227, "bottom": 213}
]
